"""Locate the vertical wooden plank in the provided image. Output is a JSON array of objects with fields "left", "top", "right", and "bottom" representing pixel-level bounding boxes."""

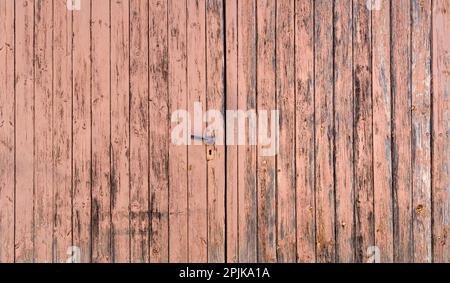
[
  {"left": 432, "top": 0, "right": 450, "bottom": 263},
  {"left": 276, "top": 0, "right": 296, "bottom": 263},
  {"left": 149, "top": 0, "right": 169, "bottom": 263},
  {"left": 91, "top": 0, "right": 111, "bottom": 263},
  {"left": 15, "top": 0, "right": 35, "bottom": 263},
  {"left": 256, "top": 0, "right": 277, "bottom": 263},
  {"left": 314, "top": 0, "right": 335, "bottom": 263},
  {"left": 353, "top": 0, "right": 374, "bottom": 262},
  {"left": 110, "top": 0, "right": 130, "bottom": 263},
  {"left": 72, "top": 0, "right": 91, "bottom": 263},
  {"left": 392, "top": 0, "right": 413, "bottom": 263},
  {"left": 206, "top": 0, "right": 225, "bottom": 263},
  {"left": 411, "top": 0, "right": 432, "bottom": 263},
  {"left": 0, "top": 0, "right": 15, "bottom": 263},
  {"left": 129, "top": 0, "right": 149, "bottom": 263},
  {"left": 372, "top": 0, "right": 393, "bottom": 263},
  {"left": 53, "top": 0, "right": 73, "bottom": 263},
  {"left": 237, "top": 0, "right": 257, "bottom": 263},
  {"left": 334, "top": 0, "right": 355, "bottom": 263},
  {"left": 34, "top": 0, "right": 53, "bottom": 263},
  {"left": 295, "top": 0, "right": 316, "bottom": 263},
  {"left": 168, "top": 0, "right": 188, "bottom": 262},
  {"left": 186, "top": 0, "right": 207, "bottom": 263},
  {"left": 225, "top": 0, "right": 238, "bottom": 263}
]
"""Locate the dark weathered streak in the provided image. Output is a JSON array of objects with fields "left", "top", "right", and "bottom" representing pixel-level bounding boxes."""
[
  {"left": 295, "top": 0, "right": 316, "bottom": 263},
  {"left": 256, "top": 0, "right": 277, "bottom": 263},
  {"left": 334, "top": 0, "right": 355, "bottom": 263},
  {"left": 353, "top": 0, "right": 374, "bottom": 263},
  {"left": 314, "top": 0, "right": 335, "bottom": 263}
]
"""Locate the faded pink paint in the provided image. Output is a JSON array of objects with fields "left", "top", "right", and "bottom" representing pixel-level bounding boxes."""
[{"left": 0, "top": 0, "right": 447, "bottom": 263}]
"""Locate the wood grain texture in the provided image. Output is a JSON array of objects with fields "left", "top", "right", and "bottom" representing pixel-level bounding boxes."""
[
  {"left": 411, "top": 0, "right": 432, "bottom": 263},
  {"left": 129, "top": 0, "right": 149, "bottom": 263},
  {"left": 295, "top": 0, "right": 316, "bottom": 263},
  {"left": 276, "top": 0, "right": 296, "bottom": 263},
  {"left": 225, "top": 0, "right": 238, "bottom": 263},
  {"left": 353, "top": 0, "right": 374, "bottom": 263},
  {"left": 168, "top": 0, "right": 188, "bottom": 263},
  {"left": 72, "top": 0, "right": 92, "bottom": 263},
  {"left": 256, "top": 0, "right": 277, "bottom": 263},
  {"left": 0, "top": 0, "right": 14, "bottom": 263},
  {"left": 392, "top": 0, "right": 413, "bottom": 263},
  {"left": 111, "top": 0, "right": 130, "bottom": 263},
  {"left": 334, "top": 0, "right": 355, "bottom": 263},
  {"left": 0, "top": 0, "right": 449, "bottom": 263},
  {"left": 372, "top": 0, "right": 393, "bottom": 263},
  {"left": 314, "top": 0, "right": 335, "bottom": 263},
  {"left": 206, "top": 0, "right": 225, "bottom": 263},
  {"left": 149, "top": 0, "right": 169, "bottom": 263},
  {"left": 34, "top": 0, "right": 53, "bottom": 263},
  {"left": 432, "top": 0, "right": 450, "bottom": 263},
  {"left": 187, "top": 0, "right": 207, "bottom": 263},
  {"left": 53, "top": 0, "right": 73, "bottom": 263},
  {"left": 15, "top": 0, "right": 35, "bottom": 263},
  {"left": 91, "top": 0, "right": 111, "bottom": 263},
  {"left": 237, "top": 0, "right": 258, "bottom": 263}
]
